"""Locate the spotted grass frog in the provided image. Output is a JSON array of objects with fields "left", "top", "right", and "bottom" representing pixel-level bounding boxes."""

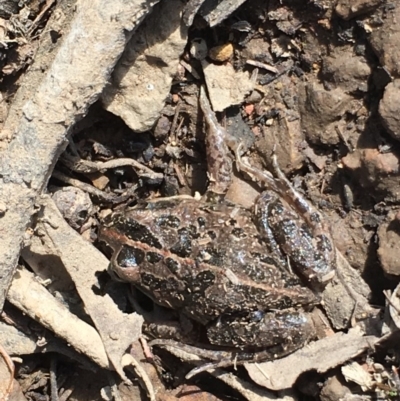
[{"left": 99, "top": 86, "right": 336, "bottom": 370}]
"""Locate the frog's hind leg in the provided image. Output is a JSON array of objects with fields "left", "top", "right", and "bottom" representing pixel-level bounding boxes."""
[
  {"left": 269, "top": 152, "right": 336, "bottom": 284},
  {"left": 270, "top": 152, "right": 329, "bottom": 240},
  {"left": 199, "top": 86, "right": 235, "bottom": 200},
  {"left": 235, "top": 145, "right": 325, "bottom": 233},
  {"left": 235, "top": 147, "right": 336, "bottom": 285},
  {"left": 150, "top": 309, "right": 315, "bottom": 379}
]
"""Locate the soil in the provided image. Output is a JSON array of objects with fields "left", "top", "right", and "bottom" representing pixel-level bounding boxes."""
[{"left": 1, "top": 0, "right": 400, "bottom": 400}]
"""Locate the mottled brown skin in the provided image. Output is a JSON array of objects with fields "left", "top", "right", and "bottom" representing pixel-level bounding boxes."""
[
  {"left": 100, "top": 195, "right": 318, "bottom": 354},
  {"left": 99, "top": 86, "right": 336, "bottom": 364}
]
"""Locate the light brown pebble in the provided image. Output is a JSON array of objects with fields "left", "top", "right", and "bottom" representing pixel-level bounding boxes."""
[{"left": 209, "top": 43, "right": 234, "bottom": 62}]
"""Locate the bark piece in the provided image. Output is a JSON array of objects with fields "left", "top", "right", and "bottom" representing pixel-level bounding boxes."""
[
  {"left": 335, "top": 0, "right": 382, "bottom": 20},
  {"left": 102, "top": 0, "right": 188, "bottom": 132},
  {"left": 245, "top": 328, "right": 378, "bottom": 390},
  {"left": 21, "top": 196, "right": 144, "bottom": 380},
  {"left": 0, "top": 321, "right": 95, "bottom": 370},
  {"left": 0, "top": 0, "right": 159, "bottom": 310},
  {"left": 199, "top": 0, "right": 248, "bottom": 27},
  {"left": 202, "top": 61, "right": 254, "bottom": 112},
  {"left": 7, "top": 265, "right": 110, "bottom": 368}
]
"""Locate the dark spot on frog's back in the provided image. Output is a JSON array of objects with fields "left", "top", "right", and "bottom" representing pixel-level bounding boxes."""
[
  {"left": 310, "top": 212, "right": 321, "bottom": 223},
  {"left": 274, "top": 218, "right": 297, "bottom": 240},
  {"left": 166, "top": 257, "right": 180, "bottom": 273},
  {"left": 318, "top": 234, "right": 333, "bottom": 252},
  {"left": 196, "top": 270, "right": 215, "bottom": 285},
  {"left": 156, "top": 215, "right": 180, "bottom": 228},
  {"left": 188, "top": 225, "right": 198, "bottom": 236},
  {"left": 170, "top": 228, "right": 193, "bottom": 257},
  {"left": 146, "top": 251, "right": 163, "bottom": 264},
  {"left": 112, "top": 215, "right": 162, "bottom": 249},
  {"left": 197, "top": 246, "right": 225, "bottom": 267},
  {"left": 184, "top": 270, "right": 216, "bottom": 294},
  {"left": 208, "top": 230, "right": 217, "bottom": 240},
  {"left": 141, "top": 272, "right": 183, "bottom": 294},
  {"left": 231, "top": 227, "right": 247, "bottom": 238}
]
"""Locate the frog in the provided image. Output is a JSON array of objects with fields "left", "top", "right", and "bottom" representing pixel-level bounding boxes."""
[{"left": 99, "top": 86, "right": 336, "bottom": 373}]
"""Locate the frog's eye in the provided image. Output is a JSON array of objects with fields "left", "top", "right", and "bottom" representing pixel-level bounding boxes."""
[{"left": 117, "top": 245, "right": 145, "bottom": 268}]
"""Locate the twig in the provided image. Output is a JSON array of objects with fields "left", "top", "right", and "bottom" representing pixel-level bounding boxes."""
[
  {"left": 169, "top": 101, "right": 182, "bottom": 144},
  {"left": 60, "top": 154, "right": 163, "bottom": 181},
  {"left": 122, "top": 353, "right": 156, "bottom": 401},
  {"left": 0, "top": 343, "right": 15, "bottom": 397},
  {"left": 50, "top": 357, "right": 59, "bottom": 401},
  {"left": 246, "top": 59, "right": 279, "bottom": 73},
  {"left": 335, "top": 125, "right": 354, "bottom": 152},
  {"left": 27, "top": 0, "right": 56, "bottom": 37},
  {"left": 139, "top": 337, "right": 154, "bottom": 360},
  {"left": 179, "top": 59, "right": 201, "bottom": 79},
  {"left": 53, "top": 169, "right": 139, "bottom": 204},
  {"left": 52, "top": 170, "right": 115, "bottom": 201},
  {"left": 59, "top": 387, "right": 74, "bottom": 401},
  {"left": 383, "top": 289, "right": 400, "bottom": 315}
]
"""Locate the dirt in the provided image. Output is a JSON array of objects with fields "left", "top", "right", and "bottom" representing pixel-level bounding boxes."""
[{"left": 1, "top": 0, "right": 400, "bottom": 400}]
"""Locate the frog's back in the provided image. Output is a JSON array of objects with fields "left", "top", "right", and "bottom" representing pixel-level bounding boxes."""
[{"left": 105, "top": 199, "right": 316, "bottom": 324}]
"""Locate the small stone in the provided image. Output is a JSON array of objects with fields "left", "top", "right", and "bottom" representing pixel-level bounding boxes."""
[
  {"left": 88, "top": 172, "right": 109, "bottom": 190},
  {"left": 52, "top": 187, "right": 93, "bottom": 230},
  {"left": 190, "top": 38, "right": 208, "bottom": 61},
  {"left": 342, "top": 147, "right": 400, "bottom": 202},
  {"left": 298, "top": 82, "right": 350, "bottom": 145},
  {"left": 335, "top": 0, "right": 382, "bottom": 20},
  {"left": 369, "top": 2, "right": 400, "bottom": 77},
  {"left": 244, "top": 103, "right": 254, "bottom": 116},
  {"left": 209, "top": 43, "right": 234, "bottom": 62},
  {"left": 320, "top": 375, "right": 351, "bottom": 401},
  {"left": 379, "top": 80, "right": 400, "bottom": 141},
  {"left": 377, "top": 211, "right": 400, "bottom": 276},
  {"left": 202, "top": 61, "right": 254, "bottom": 111}
]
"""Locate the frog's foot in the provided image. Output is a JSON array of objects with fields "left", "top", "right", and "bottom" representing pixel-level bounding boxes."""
[
  {"left": 149, "top": 339, "right": 305, "bottom": 379},
  {"left": 234, "top": 142, "right": 279, "bottom": 192}
]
